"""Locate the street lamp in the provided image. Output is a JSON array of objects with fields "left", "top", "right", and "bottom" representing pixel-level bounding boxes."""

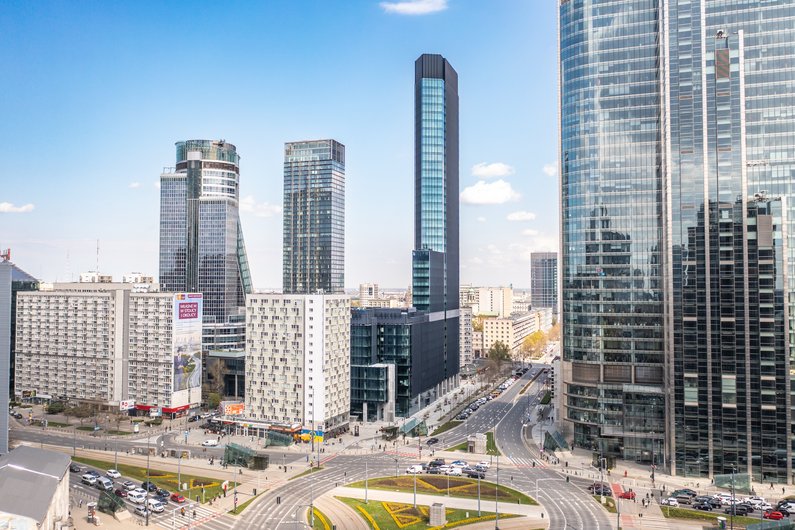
[{"left": 495, "top": 455, "right": 500, "bottom": 529}]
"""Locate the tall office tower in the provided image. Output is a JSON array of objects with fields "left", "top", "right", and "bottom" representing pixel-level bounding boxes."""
[
  {"left": 282, "top": 140, "right": 345, "bottom": 295},
  {"left": 560, "top": 1, "right": 795, "bottom": 481},
  {"left": 159, "top": 140, "right": 252, "bottom": 351},
  {"left": 530, "top": 252, "right": 558, "bottom": 315},
  {"left": 412, "top": 53, "right": 460, "bottom": 382}
]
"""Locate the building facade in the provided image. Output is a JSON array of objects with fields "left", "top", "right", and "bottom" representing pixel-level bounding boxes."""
[
  {"left": 412, "top": 53, "right": 460, "bottom": 387},
  {"left": 245, "top": 294, "right": 350, "bottom": 436},
  {"left": 14, "top": 284, "right": 203, "bottom": 414},
  {"left": 482, "top": 309, "right": 552, "bottom": 356},
  {"left": 530, "top": 252, "right": 558, "bottom": 315},
  {"left": 459, "top": 306, "right": 473, "bottom": 367},
  {"left": 159, "top": 140, "right": 252, "bottom": 351},
  {"left": 282, "top": 140, "right": 345, "bottom": 295},
  {"left": 560, "top": 0, "right": 795, "bottom": 481}
]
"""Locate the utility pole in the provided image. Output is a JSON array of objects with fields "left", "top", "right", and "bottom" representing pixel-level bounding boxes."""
[{"left": 145, "top": 435, "right": 151, "bottom": 527}]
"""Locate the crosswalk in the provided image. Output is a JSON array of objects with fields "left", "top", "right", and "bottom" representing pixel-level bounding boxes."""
[
  {"left": 150, "top": 502, "right": 233, "bottom": 530},
  {"left": 509, "top": 456, "right": 547, "bottom": 469}
]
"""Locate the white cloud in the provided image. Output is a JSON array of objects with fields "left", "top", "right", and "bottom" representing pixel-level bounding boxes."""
[
  {"left": 476, "top": 216, "right": 486, "bottom": 223},
  {"left": 129, "top": 182, "right": 141, "bottom": 189},
  {"left": 522, "top": 229, "right": 539, "bottom": 236},
  {"left": 380, "top": 0, "right": 447, "bottom": 15},
  {"left": 471, "top": 162, "right": 515, "bottom": 179},
  {"left": 543, "top": 163, "right": 557, "bottom": 177},
  {"left": 240, "top": 196, "right": 282, "bottom": 218},
  {"left": 506, "top": 211, "right": 537, "bottom": 221},
  {"left": 0, "top": 202, "right": 34, "bottom": 213},
  {"left": 460, "top": 180, "right": 520, "bottom": 205},
  {"left": 154, "top": 181, "right": 161, "bottom": 190}
]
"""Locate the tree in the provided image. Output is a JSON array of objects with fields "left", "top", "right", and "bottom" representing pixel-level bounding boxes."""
[
  {"left": 70, "top": 404, "right": 93, "bottom": 426},
  {"left": 486, "top": 341, "right": 512, "bottom": 381},
  {"left": 46, "top": 401, "right": 65, "bottom": 415},
  {"left": 207, "top": 392, "right": 222, "bottom": 410},
  {"left": 522, "top": 330, "right": 547, "bottom": 363},
  {"left": 547, "top": 322, "right": 561, "bottom": 342}
]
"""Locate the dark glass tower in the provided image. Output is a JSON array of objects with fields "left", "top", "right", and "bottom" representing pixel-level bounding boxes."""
[
  {"left": 530, "top": 252, "right": 558, "bottom": 315},
  {"left": 159, "top": 140, "right": 252, "bottom": 350},
  {"left": 412, "top": 53, "right": 460, "bottom": 382},
  {"left": 560, "top": 0, "right": 795, "bottom": 481},
  {"left": 282, "top": 139, "right": 345, "bottom": 295}
]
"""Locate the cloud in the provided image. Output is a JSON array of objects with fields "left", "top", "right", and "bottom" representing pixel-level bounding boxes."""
[
  {"left": 471, "top": 162, "right": 515, "bottom": 179},
  {"left": 460, "top": 180, "right": 520, "bottom": 205},
  {"left": 507, "top": 211, "right": 537, "bottom": 221},
  {"left": 380, "top": 0, "right": 447, "bottom": 15},
  {"left": 240, "top": 196, "right": 282, "bottom": 218},
  {"left": 476, "top": 216, "right": 486, "bottom": 223},
  {"left": 522, "top": 229, "right": 539, "bottom": 236},
  {"left": 154, "top": 181, "right": 161, "bottom": 190},
  {"left": 0, "top": 202, "right": 34, "bottom": 213},
  {"left": 543, "top": 163, "right": 557, "bottom": 177},
  {"left": 129, "top": 182, "right": 141, "bottom": 189}
]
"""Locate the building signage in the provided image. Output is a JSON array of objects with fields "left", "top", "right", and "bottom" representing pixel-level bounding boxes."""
[{"left": 119, "top": 400, "right": 135, "bottom": 411}]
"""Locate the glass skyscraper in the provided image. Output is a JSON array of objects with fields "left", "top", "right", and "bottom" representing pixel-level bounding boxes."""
[
  {"left": 530, "top": 252, "right": 558, "bottom": 315},
  {"left": 560, "top": 0, "right": 795, "bottom": 481},
  {"left": 282, "top": 139, "right": 345, "bottom": 295},
  {"left": 159, "top": 140, "right": 252, "bottom": 350}
]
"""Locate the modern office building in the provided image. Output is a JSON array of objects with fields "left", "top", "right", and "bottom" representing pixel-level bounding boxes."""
[
  {"left": 412, "top": 53, "right": 460, "bottom": 385},
  {"left": 559, "top": 0, "right": 795, "bottom": 481},
  {"left": 14, "top": 284, "right": 203, "bottom": 415},
  {"left": 530, "top": 252, "right": 558, "bottom": 315},
  {"left": 282, "top": 139, "right": 345, "bottom": 295},
  {"left": 244, "top": 294, "right": 350, "bottom": 437},
  {"left": 159, "top": 140, "right": 252, "bottom": 351}
]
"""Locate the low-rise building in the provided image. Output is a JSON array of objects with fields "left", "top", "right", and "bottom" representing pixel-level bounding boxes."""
[
  {"left": 245, "top": 294, "right": 351, "bottom": 438},
  {"left": 0, "top": 446, "right": 70, "bottom": 529},
  {"left": 482, "top": 308, "right": 553, "bottom": 355}
]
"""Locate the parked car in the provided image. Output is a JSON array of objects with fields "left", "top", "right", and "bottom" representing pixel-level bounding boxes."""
[
  {"left": 619, "top": 491, "right": 636, "bottom": 500},
  {"left": 170, "top": 493, "right": 186, "bottom": 504},
  {"left": 114, "top": 488, "right": 128, "bottom": 498},
  {"left": 660, "top": 498, "right": 679, "bottom": 507},
  {"left": 106, "top": 469, "right": 121, "bottom": 479},
  {"left": 426, "top": 438, "right": 439, "bottom": 446},
  {"left": 69, "top": 463, "right": 82, "bottom": 473},
  {"left": 764, "top": 511, "right": 785, "bottom": 520}
]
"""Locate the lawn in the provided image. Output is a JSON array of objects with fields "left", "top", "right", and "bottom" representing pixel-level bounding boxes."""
[
  {"left": 660, "top": 506, "right": 759, "bottom": 527},
  {"left": 39, "top": 420, "right": 71, "bottom": 428},
  {"left": 430, "top": 420, "right": 461, "bottom": 436},
  {"left": 76, "top": 426, "right": 99, "bottom": 432},
  {"left": 539, "top": 391, "right": 551, "bottom": 405},
  {"left": 347, "top": 475, "right": 536, "bottom": 505},
  {"left": 592, "top": 495, "right": 616, "bottom": 513},
  {"left": 105, "top": 430, "right": 132, "bottom": 435},
  {"left": 308, "top": 507, "right": 333, "bottom": 530},
  {"left": 337, "top": 497, "right": 521, "bottom": 530},
  {"left": 72, "top": 456, "right": 236, "bottom": 504},
  {"left": 289, "top": 466, "right": 325, "bottom": 481},
  {"left": 519, "top": 380, "right": 534, "bottom": 395},
  {"left": 446, "top": 432, "right": 501, "bottom": 456}
]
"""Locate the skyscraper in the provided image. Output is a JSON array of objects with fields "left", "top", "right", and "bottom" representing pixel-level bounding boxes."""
[
  {"left": 159, "top": 140, "right": 252, "bottom": 350},
  {"left": 282, "top": 139, "right": 345, "bottom": 295},
  {"left": 413, "top": 53, "right": 460, "bottom": 380},
  {"left": 560, "top": 1, "right": 795, "bottom": 481},
  {"left": 530, "top": 252, "right": 557, "bottom": 315}
]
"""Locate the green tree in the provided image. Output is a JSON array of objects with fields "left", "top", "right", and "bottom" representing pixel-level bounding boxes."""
[
  {"left": 70, "top": 404, "right": 93, "bottom": 426},
  {"left": 486, "top": 341, "right": 512, "bottom": 381},
  {"left": 207, "top": 392, "right": 222, "bottom": 410},
  {"left": 46, "top": 401, "right": 65, "bottom": 415},
  {"left": 522, "top": 330, "right": 547, "bottom": 363}
]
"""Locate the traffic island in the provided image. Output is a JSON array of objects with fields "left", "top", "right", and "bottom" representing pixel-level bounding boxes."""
[
  {"left": 307, "top": 507, "right": 333, "bottom": 530},
  {"left": 659, "top": 506, "right": 759, "bottom": 527},
  {"left": 346, "top": 475, "right": 537, "bottom": 505},
  {"left": 336, "top": 497, "right": 521, "bottom": 530},
  {"left": 446, "top": 432, "right": 502, "bottom": 456}
]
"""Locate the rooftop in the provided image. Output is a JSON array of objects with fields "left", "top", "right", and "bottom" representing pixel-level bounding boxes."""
[{"left": 0, "top": 446, "right": 70, "bottom": 523}]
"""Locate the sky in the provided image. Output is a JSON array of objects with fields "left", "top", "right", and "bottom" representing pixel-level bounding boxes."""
[{"left": 0, "top": 0, "right": 559, "bottom": 289}]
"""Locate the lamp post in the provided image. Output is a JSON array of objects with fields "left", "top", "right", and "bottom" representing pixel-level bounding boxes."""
[
  {"left": 177, "top": 454, "right": 182, "bottom": 492},
  {"left": 495, "top": 455, "right": 500, "bottom": 529},
  {"left": 145, "top": 435, "right": 151, "bottom": 527},
  {"left": 413, "top": 469, "right": 417, "bottom": 508},
  {"left": 477, "top": 473, "right": 481, "bottom": 516}
]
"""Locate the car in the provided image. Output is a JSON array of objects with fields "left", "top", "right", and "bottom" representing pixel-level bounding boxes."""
[
  {"left": 133, "top": 505, "right": 150, "bottom": 517},
  {"left": 406, "top": 465, "right": 423, "bottom": 474},
  {"left": 156, "top": 488, "right": 170, "bottom": 498},
  {"left": 477, "top": 461, "right": 491, "bottom": 469},
  {"left": 128, "top": 491, "right": 147, "bottom": 505},
  {"left": 114, "top": 488, "right": 128, "bottom": 498},
  {"left": 146, "top": 499, "right": 165, "bottom": 513},
  {"left": 465, "top": 469, "right": 485, "bottom": 479},
  {"left": 81, "top": 474, "right": 97, "bottom": 486},
  {"left": 86, "top": 470, "right": 100, "bottom": 478},
  {"left": 122, "top": 481, "right": 136, "bottom": 491},
  {"left": 95, "top": 477, "right": 114, "bottom": 491},
  {"left": 693, "top": 502, "right": 712, "bottom": 511},
  {"left": 426, "top": 466, "right": 442, "bottom": 474},
  {"left": 619, "top": 491, "right": 636, "bottom": 500},
  {"left": 672, "top": 488, "right": 697, "bottom": 498},
  {"left": 170, "top": 493, "right": 186, "bottom": 504},
  {"left": 202, "top": 439, "right": 219, "bottom": 447},
  {"left": 777, "top": 507, "right": 791, "bottom": 517},
  {"left": 724, "top": 505, "right": 750, "bottom": 516},
  {"left": 587, "top": 482, "right": 609, "bottom": 492},
  {"left": 429, "top": 459, "right": 445, "bottom": 467},
  {"left": 426, "top": 438, "right": 439, "bottom": 446},
  {"left": 141, "top": 481, "right": 158, "bottom": 492},
  {"left": 474, "top": 464, "right": 488, "bottom": 473},
  {"left": 131, "top": 488, "right": 147, "bottom": 497},
  {"left": 660, "top": 498, "right": 679, "bottom": 507},
  {"left": 155, "top": 494, "right": 170, "bottom": 505},
  {"left": 674, "top": 495, "right": 693, "bottom": 505},
  {"left": 69, "top": 463, "right": 82, "bottom": 473},
  {"left": 106, "top": 469, "right": 121, "bottom": 479},
  {"left": 450, "top": 460, "right": 468, "bottom": 467},
  {"left": 446, "top": 467, "right": 463, "bottom": 476},
  {"left": 764, "top": 511, "right": 785, "bottom": 520}
]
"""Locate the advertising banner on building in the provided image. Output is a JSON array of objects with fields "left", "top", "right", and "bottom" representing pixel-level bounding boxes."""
[
  {"left": 172, "top": 293, "right": 203, "bottom": 405},
  {"left": 219, "top": 401, "right": 245, "bottom": 416},
  {"left": 119, "top": 400, "right": 135, "bottom": 411}
]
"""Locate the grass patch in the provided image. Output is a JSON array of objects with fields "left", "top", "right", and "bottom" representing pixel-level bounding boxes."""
[
  {"left": 485, "top": 432, "right": 501, "bottom": 456},
  {"left": 347, "top": 475, "right": 536, "bottom": 505},
  {"left": 519, "top": 380, "right": 534, "bottom": 395},
  {"left": 308, "top": 507, "right": 332, "bottom": 530},
  {"left": 72, "top": 456, "right": 235, "bottom": 503},
  {"left": 430, "top": 420, "right": 461, "bottom": 436},
  {"left": 592, "top": 495, "right": 616, "bottom": 513},
  {"left": 76, "top": 426, "right": 99, "bottom": 431},
  {"left": 38, "top": 420, "right": 71, "bottom": 427},
  {"left": 105, "top": 430, "right": 132, "bottom": 435},
  {"left": 539, "top": 391, "right": 551, "bottom": 405},
  {"left": 337, "top": 497, "right": 519, "bottom": 530},
  {"left": 228, "top": 493, "right": 262, "bottom": 515},
  {"left": 289, "top": 466, "right": 325, "bottom": 481},
  {"left": 447, "top": 441, "right": 468, "bottom": 452},
  {"left": 660, "top": 506, "right": 759, "bottom": 526}
]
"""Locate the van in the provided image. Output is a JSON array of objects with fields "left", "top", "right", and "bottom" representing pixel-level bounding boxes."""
[
  {"left": 675, "top": 494, "right": 693, "bottom": 505},
  {"left": 81, "top": 474, "right": 97, "bottom": 486},
  {"left": 146, "top": 499, "right": 165, "bottom": 513},
  {"left": 405, "top": 465, "right": 423, "bottom": 474},
  {"left": 95, "top": 477, "right": 113, "bottom": 492},
  {"left": 128, "top": 491, "right": 147, "bottom": 504}
]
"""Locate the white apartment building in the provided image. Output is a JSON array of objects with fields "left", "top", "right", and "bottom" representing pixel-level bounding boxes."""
[
  {"left": 359, "top": 283, "right": 379, "bottom": 303},
  {"left": 473, "top": 331, "right": 484, "bottom": 358},
  {"left": 459, "top": 286, "right": 514, "bottom": 317},
  {"left": 14, "top": 284, "right": 202, "bottom": 414},
  {"left": 459, "top": 306, "right": 473, "bottom": 367},
  {"left": 482, "top": 308, "right": 553, "bottom": 355},
  {"left": 78, "top": 271, "right": 113, "bottom": 283},
  {"left": 245, "top": 294, "right": 351, "bottom": 437}
]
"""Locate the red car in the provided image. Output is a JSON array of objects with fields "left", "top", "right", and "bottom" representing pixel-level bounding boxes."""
[
  {"left": 764, "top": 511, "right": 784, "bottom": 520},
  {"left": 619, "top": 491, "right": 636, "bottom": 500},
  {"left": 114, "top": 488, "right": 127, "bottom": 498},
  {"left": 170, "top": 493, "right": 186, "bottom": 504}
]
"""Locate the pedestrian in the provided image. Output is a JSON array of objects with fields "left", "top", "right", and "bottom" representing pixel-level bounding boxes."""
[
  {"left": 79, "top": 499, "right": 83, "bottom": 508},
  {"left": 181, "top": 507, "right": 185, "bottom": 517}
]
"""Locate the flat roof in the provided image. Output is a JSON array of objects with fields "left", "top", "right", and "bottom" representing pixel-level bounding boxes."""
[{"left": 0, "top": 446, "right": 70, "bottom": 523}]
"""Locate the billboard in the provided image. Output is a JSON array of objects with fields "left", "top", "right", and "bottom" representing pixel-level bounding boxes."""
[
  {"left": 219, "top": 401, "right": 245, "bottom": 416},
  {"left": 119, "top": 400, "right": 135, "bottom": 411},
  {"left": 172, "top": 293, "right": 203, "bottom": 402}
]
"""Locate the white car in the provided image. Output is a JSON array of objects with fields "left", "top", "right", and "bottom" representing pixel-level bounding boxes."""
[
  {"left": 201, "top": 439, "right": 218, "bottom": 447},
  {"left": 406, "top": 465, "right": 423, "bottom": 474},
  {"left": 146, "top": 499, "right": 165, "bottom": 513},
  {"left": 446, "top": 467, "right": 463, "bottom": 476},
  {"left": 661, "top": 497, "right": 679, "bottom": 507},
  {"left": 81, "top": 474, "right": 97, "bottom": 486},
  {"left": 128, "top": 491, "right": 147, "bottom": 505},
  {"left": 106, "top": 469, "right": 121, "bottom": 479},
  {"left": 134, "top": 505, "right": 150, "bottom": 517},
  {"left": 478, "top": 461, "right": 491, "bottom": 469}
]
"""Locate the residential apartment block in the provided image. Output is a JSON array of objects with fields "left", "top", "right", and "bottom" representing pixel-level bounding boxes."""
[
  {"left": 482, "top": 308, "right": 553, "bottom": 356},
  {"left": 245, "top": 294, "right": 350, "bottom": 437}
]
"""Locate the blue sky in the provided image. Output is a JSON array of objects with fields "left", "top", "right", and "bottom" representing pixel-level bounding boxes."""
[{"left": 0, "top": 0, "right": 559, "bottom": 289}]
